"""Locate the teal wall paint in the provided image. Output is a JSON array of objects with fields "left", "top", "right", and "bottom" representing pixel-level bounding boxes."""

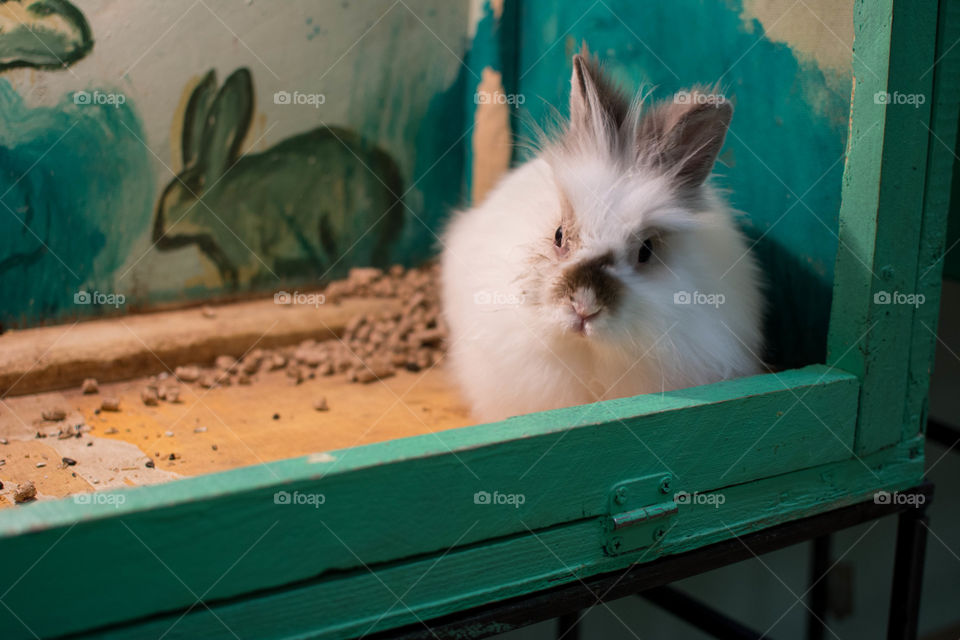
[
  {"left": 0, "top": 80, "right": 154, "bottom": 327},
  {"left": 514, "top": 0, "right": 851, "bottom": 367}
]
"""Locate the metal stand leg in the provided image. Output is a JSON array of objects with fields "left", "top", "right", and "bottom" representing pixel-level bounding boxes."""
[
  {"left": 887, "top": 505, "right": 929, "bottom": 640},
  {"left": 806, "top": 535, "right": 831, "bottom": 640},
  {"left": 556, "top": 611, "right": 581, "bottom": 640}
]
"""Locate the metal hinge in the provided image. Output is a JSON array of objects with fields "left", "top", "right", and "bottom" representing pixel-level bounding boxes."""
[{"left": 603, "top": 474, "right": 678, "bottom": 556}]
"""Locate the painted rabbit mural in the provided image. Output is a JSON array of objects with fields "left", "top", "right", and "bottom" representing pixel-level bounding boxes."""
[{"left": 153, "top": 67, "right": 405, "bottom": 286}]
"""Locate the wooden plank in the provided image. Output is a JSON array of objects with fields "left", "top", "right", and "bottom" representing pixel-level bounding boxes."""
[
  {"left": 0, "top": 295, "right": 400, "bottom": 397},
  {"left": 61, "top": 439, "right": 922, "bottom": 640},
  {"left": 905, "top": 0, "right": 960, "bottom": 440},
  {"left": 0, "top": 365, "right": 857, "bottom": 638},
  {"left": 827, "top": 0, "right": 939, "bottom": 454}
]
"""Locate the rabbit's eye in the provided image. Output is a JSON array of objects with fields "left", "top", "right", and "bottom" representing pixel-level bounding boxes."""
[
  {"left": 554, "top": 226, "right": 563, "bottom": 247},
  {"left": 637, "top": 238, "right": 654, "bottom": 264}
]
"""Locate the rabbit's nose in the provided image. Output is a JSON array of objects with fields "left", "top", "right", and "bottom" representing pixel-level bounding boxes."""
[{"left": 570, "top": 289, "right": 602, "bottom": 320}]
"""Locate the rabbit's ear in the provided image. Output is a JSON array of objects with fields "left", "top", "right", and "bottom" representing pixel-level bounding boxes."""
[
  {"left": 569, "top": 44, "right": 628, "bottom": 141},
  {"left": 182, "top": 70, "right": 217, "bottom": 169},
  {"left": 638, "top": 91, "right": 732, "bottom": 189},
  {"left": 199, "top": 67, "right": 254, "bottom": 182}
]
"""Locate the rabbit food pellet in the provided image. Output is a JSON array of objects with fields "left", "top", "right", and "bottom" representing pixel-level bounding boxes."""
[
  {"left": 42, "top": 407, "right": 66, "bottom": 421},
  {"left": 14, "top": 481, "right": 36, "bottom": 503},
  {"left": 81, "top": 378, "right": 99, "bottom": 394}
]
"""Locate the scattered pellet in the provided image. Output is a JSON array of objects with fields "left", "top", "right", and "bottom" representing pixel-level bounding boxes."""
[
  {"left": 211, "top": 444, "right": 219, "bottom": 451},
  {"left": 81, "top": 378, "right": 99, "bottom": 394},
  {"left": 164, "top": 386, "right": 181, "bottom": 403},
  {"left": 36, "top": 461, "right": 46, "bottom": 468},
  {"left": 14, "top": 481, "right": 36, "bottom": 503},
  {"left": 215, "top": 355, "right": 237, "bottom": 371},
  {"left": 42, "top": 407, "right": 66, "bottom": 421},
  {"left": 145, "top": 459, "right": 155, "bottom": 469},
  {"left": 202, "top": 305, "right": 217, "bottom": 318},
  {"left": 168, "top": 453, "right": 178, "bottom": 461},
  {"left": 62, "top": 457, "right": 77, "bottom": 466},
  {"left": 175, "top": 365, "right": 200, "bottom": 382},
  {"left": 354, "top": 363, "right": 397, "bottom": 384},
  {"left": 101, "top": 397, "right": 121, "bottom": 412},
  {"left": 194, "top": 426, "right": 207, "bottom": 433},
  {"left": 0, "top": 438, "right": 7, "bottom": 445},
  {"left": 164, "top": 431, "right": 174, "bottom": 437},
  {"left": 141, "top": 387, "right": 159, "bottom": 406},
  {"left": 272, "top": 413, "right": 280, "bottom": 420},
  {"left": 313, "top": 397, "right": 329, "bottom": 412},
  {"left": 104, "top": 427, "right": 118, "bottom": 435}
]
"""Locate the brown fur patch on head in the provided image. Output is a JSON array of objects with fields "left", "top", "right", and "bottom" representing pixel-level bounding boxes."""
[{"left": 554, "top": 252, "right": 623, "bottom": 311}]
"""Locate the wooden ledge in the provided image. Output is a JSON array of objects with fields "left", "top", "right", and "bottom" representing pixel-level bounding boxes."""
[{"left": 0, "top": 296, "right": 401, "bottom": 397}]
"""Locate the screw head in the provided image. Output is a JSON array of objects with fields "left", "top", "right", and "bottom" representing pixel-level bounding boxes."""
[
  {"left": 614, "top": 487, "right": 628, "bottom": 505},
  {"left": 653, "top": 527, "right": 667, "bottom": 542},
  {"left": 607, "top": 536, "right": 623, "bottom": 554},
  {"left": 659, "top": 476, "right": 672, "bottom": 494}
]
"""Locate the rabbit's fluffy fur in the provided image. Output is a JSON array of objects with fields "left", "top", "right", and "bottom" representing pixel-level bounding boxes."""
[{"left": 441, "top": 51, "right": 765, "bottom": 422}]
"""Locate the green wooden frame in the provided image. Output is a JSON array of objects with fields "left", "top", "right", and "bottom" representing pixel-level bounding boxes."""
[{"left": 0, "top": 0, "right": 957, "bottom": 638}]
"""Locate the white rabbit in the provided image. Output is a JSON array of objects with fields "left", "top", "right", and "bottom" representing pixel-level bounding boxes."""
[{"left": 441, "top": 50, "right": 765, "bottom": 423}]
